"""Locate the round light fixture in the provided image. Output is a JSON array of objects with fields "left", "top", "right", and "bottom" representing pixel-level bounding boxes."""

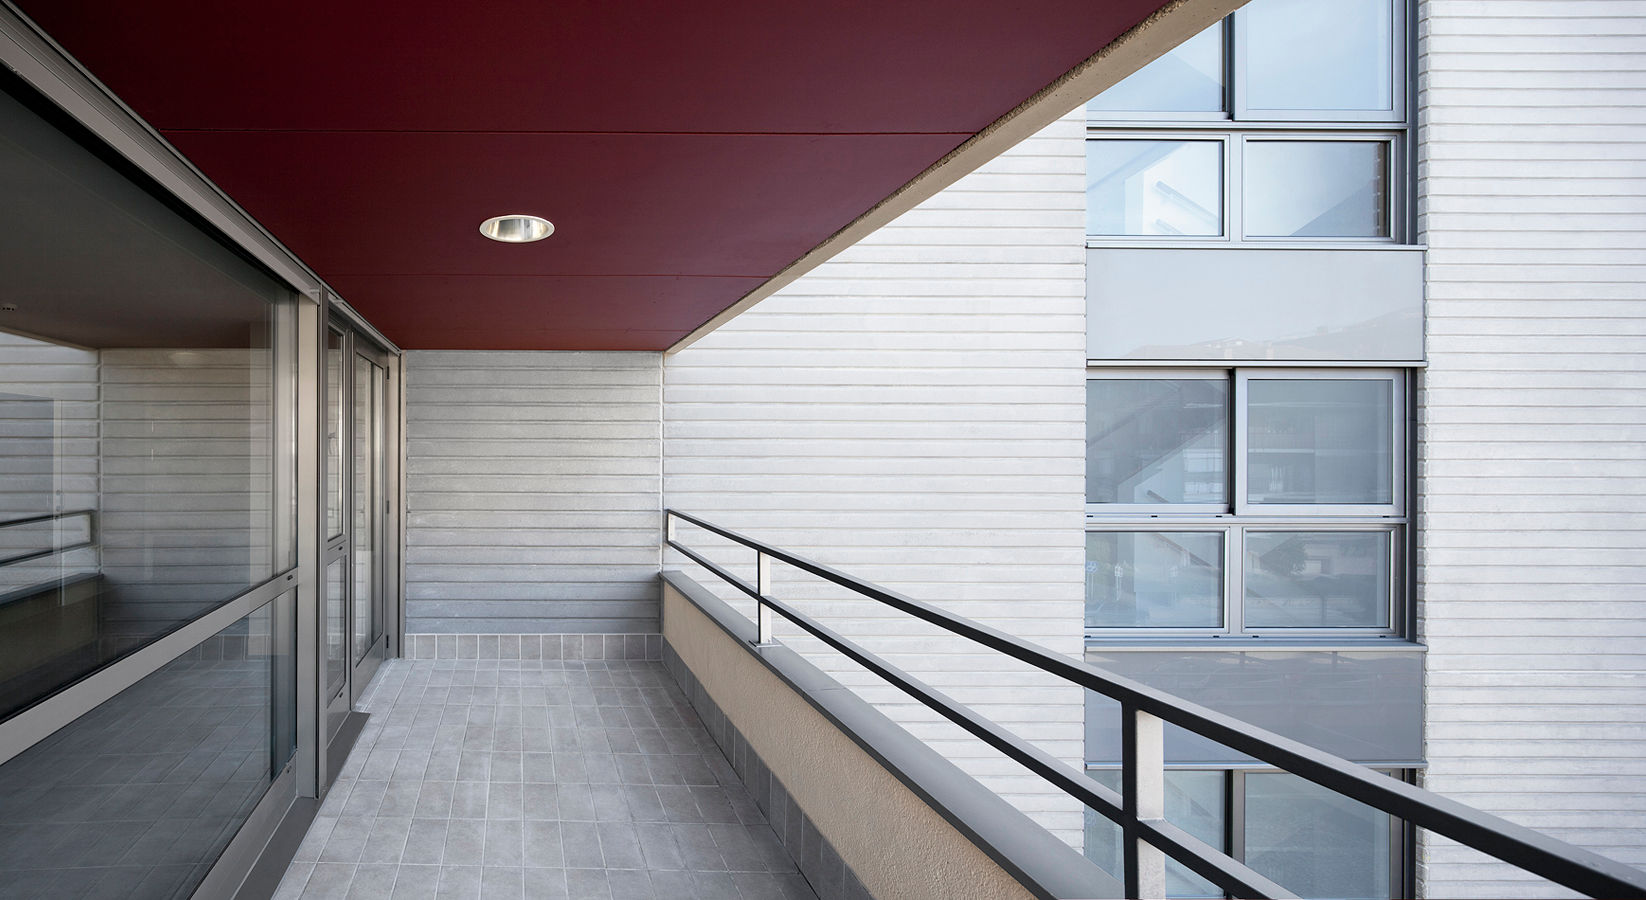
[{"left": 479, "top": 214, "right": 554, "bottom": 243}]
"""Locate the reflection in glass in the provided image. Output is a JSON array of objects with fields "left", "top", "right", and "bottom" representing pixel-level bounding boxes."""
[
  {"left": 0, "top": 597, "right": 293, "bottom": 899},
  {"left": 1247, "top": 379, "right": 1394, "bottom": 505},
  {"left": 326, "top": 558, "right": 347, "bottom": 695},
  {"left": 1245, "top": 772, "right": 1393, "bottom": 899},
  {"left": 326, "top": 329, "right": 344, "bottom": 538},
  {"left": 1088, "top": 141, "right": 1222, "bottom": 236},
  {"left": 1087, "top": 532, "right": 1223, "bottom": 628},
  {"left": 352, "top": 357, "right": 377, "bottom": 664},
  {"left": 1244, "top": 142, "right": 1388, "bottom": 238},
  {"left": 0, "top": 82, "right": 294, "bottom": 722},
  {"left": 1244, "top": 531, "right": 1391, "bottom": 628},
  {"left": 1084, "top": 769, "right": 1226, "bottom": 898},
  {"left": 1087, "top": 379, "right": 1227, "bottom": 505},
  {"left": 1244, "top": 0, "right": 1394, "bottom": 112},
  {"left": 1089, "top": 24, "right": 1224, "bottom": 114}
]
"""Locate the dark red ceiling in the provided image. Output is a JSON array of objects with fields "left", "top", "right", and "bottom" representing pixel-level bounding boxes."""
[{"left": 23, "top": 1, "right": 1167, "bottom": 350}]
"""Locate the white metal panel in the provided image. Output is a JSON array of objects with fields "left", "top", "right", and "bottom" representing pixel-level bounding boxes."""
[
  {"left": 663, "top": 110, "right": 1089, "bottom": 844},
  {"left": 1417, "top": 1, "right": 1646, "bottom": 895},
  {"left": 403, "top": 350, "right": 663, "bottom": 634}
]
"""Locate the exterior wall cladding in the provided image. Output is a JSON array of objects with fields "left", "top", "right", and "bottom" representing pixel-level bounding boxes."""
[
  {"left": 1415, "top": 0, "right": 1646, "bottom": 895},
  {"left": 402, "top": 0, "right": 1646, "bottom": 890}
]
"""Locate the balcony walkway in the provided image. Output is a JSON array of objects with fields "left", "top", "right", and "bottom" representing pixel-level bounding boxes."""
[{"left": 273, "top": 658, "right": 816, "bottom": 900}]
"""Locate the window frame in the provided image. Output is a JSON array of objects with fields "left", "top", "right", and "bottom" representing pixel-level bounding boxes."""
[
  {"left": 1085, "top": 0, "right": 1413, "bottom": 246},
  {"left": 1237, "top": 133, "right": 1403, "bottom": 243},
  {"left": 1085, "top": 19, "right": 1233, "bottom": 123},
  {"left": 1231, "top": 0, "right": 1408, "bottom": 124},
  {"left": 1085, "top": 368, "right": 1408, "bottom": 639},
  {"left": 1234, "top": 368, "right": 1406, "bottom": 517},
  {"left": 1084, "top": 368, "right": 1233, "bottom": 516},
  {"left": 1086, "top": 135, "right": 1231, "bottom": 240}
]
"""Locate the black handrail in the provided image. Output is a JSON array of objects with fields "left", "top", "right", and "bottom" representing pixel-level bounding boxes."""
[
  {"left": 665, "top": 508, "right": 1646, "bottom": 900},
  {"left": 0, "top": 509, "right": 95, "bottom": 567}
]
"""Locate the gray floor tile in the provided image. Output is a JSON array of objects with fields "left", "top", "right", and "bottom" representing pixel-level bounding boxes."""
[
  {"left": 402, "top": 820, "right": 448, "bottom": 866},
  {"left": 389, "top": 865, "right": 440, "bottom": 900},
  {"left": 433, "top": 865, "right": 481, "bottom": 900},
  {"left": 281, "top": 661, "right": 813, "bottom": 900},
  {"left": 346, "top": 864, "right": 399, "bottom": 900}
]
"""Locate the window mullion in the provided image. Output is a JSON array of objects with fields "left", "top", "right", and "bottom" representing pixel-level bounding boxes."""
[{"left": 1227, "top": 525, "right": 1244, "bottom": 635}]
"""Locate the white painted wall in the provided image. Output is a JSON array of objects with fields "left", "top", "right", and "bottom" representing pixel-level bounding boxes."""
[
  {"left": 403, "top": 351, "right": 663, "bottom": 634},
  {"left": 662, "top": 109, "right": 1089, "bottom": 843},
  {"left": 1417, "top": 1, "right": 1646, "bottom": 895}
]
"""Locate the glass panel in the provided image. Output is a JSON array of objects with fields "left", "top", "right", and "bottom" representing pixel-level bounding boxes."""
[
  {"left": 1246, "top": 378, "right": 1394, "bottom": 505},
  {"left": 1087, "top": 532, "right": 1223, "bottom": 628},
  {"left": 325, "top": 558, "right": 347, "bottom": 694},
  {"left": 1244, "top": 531, "right": 1392, "bottom": 628},
  {"left": 326, "top": 329, "right": 344, "bottom": 538},
  {"left": 0, "top": 80, "right": 294, "bottom": 722},
  {"left": 1087, "top": 379, "right": 1227, "bottom": 505},
  {"left": 1084, "top": 770, "right": 1226, "bottom": 898},
  {"left": 352, "top": 357, "right": 376, "bottom": 664},
  {"left": 1244, "top": 142, "right": 1388, "bottom": 238},
  {"left": 1088, "top": 23, "right": 1224, "bottom": 114},
  {"left": 0, "top": 598, "right": 293, "bottom": 899},
  {"left": 1245, "top": 772, "right": 1393, "bottom": 899},
  {"left": 1244, "top": 0, "right": 1395, "bottom": 112},
  {"left": 1088, "top": 140, "right": 1222, "bottom": 237}
]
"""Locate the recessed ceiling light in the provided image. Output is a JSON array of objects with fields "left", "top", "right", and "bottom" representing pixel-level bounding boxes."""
[{"left": 479, "top": 214, "right": 554, "bottom": 243}]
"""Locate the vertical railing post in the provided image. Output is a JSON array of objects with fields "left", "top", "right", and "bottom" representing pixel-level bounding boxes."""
[
  {"left": 755, "top": 550, "right": 774, "bottom": 644},
  {"left": 1122, "top": 705, "right": 1167, "bottom": 899},
  {"left": 664, "top": 510, "right": 676, "bottom": 544}
]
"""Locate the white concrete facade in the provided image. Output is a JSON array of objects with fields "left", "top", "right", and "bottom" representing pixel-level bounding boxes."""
[
  {"left": 662, "top": 109, "right": 1090, "bottom": 845},
  {"left": 1416, "top": 0, "right": 1646, "bottom": 895}
]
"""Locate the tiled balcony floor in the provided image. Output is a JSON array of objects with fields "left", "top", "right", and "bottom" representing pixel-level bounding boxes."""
[{"left": 274, "top": 658, "right": 816, "bottom": 900}]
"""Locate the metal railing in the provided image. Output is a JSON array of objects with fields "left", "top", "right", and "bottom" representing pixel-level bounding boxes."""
[
  {"left": 664, "top": 509, "right": 1646, "bottom": 900},
  {"left": 0, "top": 509, "right": 95, "bottom": 568}
]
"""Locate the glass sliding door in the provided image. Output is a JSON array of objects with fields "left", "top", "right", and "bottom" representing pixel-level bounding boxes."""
[
  {"left": 0, "top": 66, "right": 300, "bottom": 898},
  {"left": 323, "top": 321, "right": 393, "bottom": 738},
  {"left": 350, "top": 346, "right": 389, "bottom": 699}
]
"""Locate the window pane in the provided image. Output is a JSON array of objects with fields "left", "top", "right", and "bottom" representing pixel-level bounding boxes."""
[
  {"left": 353, "top": 356, "right": 376, "bottom": 663},
  {"left": 1245, "top": 772, "right": 1394, "bottom": 899},
  {"left": 1088, "top": 379, "right": 1228, "bottom": 505},
  {"left": 0, "top": 81, "right": 295, "bottom": 722},
  {"left": 0, "top": 596, "right": 293, "bottom": 899},
  {"left": 1244, "top": 142, "right": 1388, "bottom": 238},
  {"left": 1089, "top": 24, "right": 1224, "bottom": 114},
  {"left": 326, "top": 557, "right": 347, "bottom": 695},
  {"left": 1244, "top": 0, "right": 1394, "bottom": 112},
  {"left": 326, "top": 329, "right": 344, "bottom": 538},
  {"left": 1247, "top": 379, "right": 1394, "bottom": 505},
  {"left": 1088, "top": 140, "right": 1222, "bottom": 236},
  {"left": 1244, "top": 531, "right": 1392, "bottom": 628},
  {"left": 1087, "top": 532, "right": 1223, "bottom": 628},
  {"left": 1085, "top": 770, "right": 1226, "bottom": 898}
]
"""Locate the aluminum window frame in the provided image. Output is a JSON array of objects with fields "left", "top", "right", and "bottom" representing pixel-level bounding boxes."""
[
  {"left": 1231, "top": 0, "right": 1408, "bottom": 125},
  {"left": 1085, "top": 18, "right": 1233, "bottom": 124},
  {"left": 1085, "top": 0, "right": 1413, "bottom": 247},
  {"left": 1084, "top": 368, "right": 1234, "bottom": 516},
  {"left": 1085, "top": 368, "right": 1408, "bottom": 640},
  {"left": 1236, "top": 133, "right": 1404, "bottom": 243},
  {"left": 1084, "top": 526, "right": 1232, "bottom": 633},
  {"left": 1085, "top": 134, "right": 1232, "bottom": 241},
  {"left": 1235, "top": 368, "right": 1406, "bottom": 518}
]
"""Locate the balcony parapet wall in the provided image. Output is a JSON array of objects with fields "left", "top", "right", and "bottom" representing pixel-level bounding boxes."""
[{"left": 661, "top": 569, "right": 1118, "bottom": 900}]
